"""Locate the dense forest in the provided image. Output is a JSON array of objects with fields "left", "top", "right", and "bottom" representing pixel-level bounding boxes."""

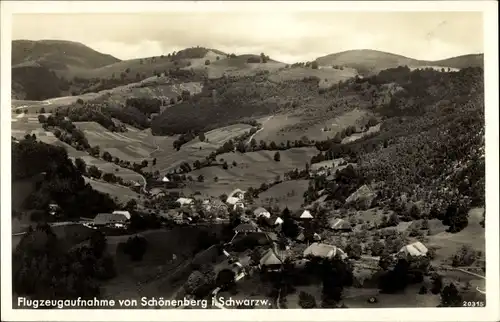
[
  {"left": 12, "top": 138, "right": 118, "bottom": 219},
  {"left": 303, "top": 67, "right": 484, "bottom": 232}
]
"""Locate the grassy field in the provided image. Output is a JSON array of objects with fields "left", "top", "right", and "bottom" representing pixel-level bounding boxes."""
[
  {"left": 84, "top": 177, "right": 140, "bottom": 204},
  {"left": 427, "top": 207, "right": 485, "bottom": 263},
  {"left": 151, "top": 123, "right": 253, "bottom": 173},
  {"left": 256, "top": 180, "right": 310, "bottom": 211},
  {"left": 253, "top": 109, "right": 371, "bottom": 144},
  {"left": 74, "top": 122, "right": 157, "bottom": 161},
  {"left": 180, "top": 148, "right": 318, "bottom": 198},
  {"left": 74, "top": 155, "right": 144, "bottom": 184},
  {"left": 268, "top": 66, "right": 358, "bottom": 88}
]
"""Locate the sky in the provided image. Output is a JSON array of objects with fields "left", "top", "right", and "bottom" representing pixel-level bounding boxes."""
[{"left": 11, "top": 11, "right": 483, "bottom": 63}]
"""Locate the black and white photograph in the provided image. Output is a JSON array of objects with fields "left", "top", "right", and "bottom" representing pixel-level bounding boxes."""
[{"left": 1, "top": 1, "right": 498, "bottom": 321}]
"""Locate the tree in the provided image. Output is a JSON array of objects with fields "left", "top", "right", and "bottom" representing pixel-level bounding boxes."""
[
  {"left": 222, "top": 161, "right": 229, "bottom": 170},
  {"left": 205, "top": 59, "right": 211, "bottom": 65},
  {"left": 152, "top": 158, "right": 157, "bottom": 166},
  {"left": 281, "top": 216, "right": 299, "bottom": 239},
  {"left": 274, "top": 151, "right": 281, "bottom": 162},
  {"left": 75, "top": 158, "right": 87, "bottom": 174},
  {"left": 216, "top": 268, "right": 236, "bottom": 289},
  {"left": 440, "top": 283, "right": 462, "bottom": 307},
  {"left": 123, "top": 235, "right": 148, "bottom": 261},
  {"left": 371, "top": 241, "right": 384, "bottom": 256},
  {"left": 430, "top": 273, "right": 443, "bottom": 294},
  {"left": 409, "top": 204, "right": 421, "bottom": 219},
  {"left": 311, "top": 61, "right": 319, "bottom": 69},
  {"left": 298, "top": 291, "right": 317, "bottom": 308},
  {"left": 125, "top": 199, "right": 138, "bottom": 211},
  {"left": 89, "top": 230, "right": 107, "bottom": 258},
  {"left": 38, "top": 115, "right": 47, "bottom": 124},
  {"left": 197, "top": 175, "right": 204, "bottom": 182},
  {"left": 40, "top": 107, "right": 46, "bottom": 114},
  {"left": 87, "top": 165, "right": 102, "bottom": 179},
  {"left": 199, "top": 133, "right": 206, "bottom": 142},
  {"left": 345, "top": 243, "right": 362, "bottom": 259},
  {"left": 443, "top": 204, "right": 468, "bottom": 233}
]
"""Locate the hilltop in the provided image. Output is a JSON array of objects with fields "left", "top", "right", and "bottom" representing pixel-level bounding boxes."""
[
  {"left": 315, "top": 49, "right": 484, "bottom": 75},
  {"left": 11, "top": 41, "right": 484, "bottom": 103},
  {"left": 12, "top": 39, "right": 120, "bottom": 71}
]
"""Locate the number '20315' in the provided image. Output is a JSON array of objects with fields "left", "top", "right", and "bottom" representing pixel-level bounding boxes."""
[{"left": 463, "top": 301, "right": 485, "bottom": 307}]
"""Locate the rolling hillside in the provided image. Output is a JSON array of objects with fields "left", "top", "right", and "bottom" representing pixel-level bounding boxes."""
[
  {"left": 315, "top": 49, "right": 484, "bottom": 75},
  {"left": 12, "top": 39, "right": 120, "bottom": 71}
]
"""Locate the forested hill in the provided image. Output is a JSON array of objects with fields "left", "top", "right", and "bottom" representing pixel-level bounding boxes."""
[{"left": 12, "top": 138, "right": 118, "bottom": 218}]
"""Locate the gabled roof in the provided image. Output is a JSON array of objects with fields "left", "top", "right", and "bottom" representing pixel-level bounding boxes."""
[
  {"left": 259, "top": 249, "right": 284, "bottom": 266},
  {"left": 94, "top": 213, "right": 128, "bottom": 225},
  {"left": 112, "top": 210, "right": 131, "bottom": 219},
  {"left": 275, "top": 217, "right": 284, "bottom": 225},
  {"left": 300, "top": 210, "right": 313, "bottom": 219},
  {"left": 399, "top": 241, "right": 428, "bottom": 256},
  {"left": 234, "top": 222, "right": 259, "bottom": 233},
  {"left": 162, "top": 176, "right": 170, "bottom": 182},
  {"left": 228, "top": 188, "right": 245, "bottom": 198},
  {"left": 303, "top": 242, "right": 346, "bottom": 259},
  {"left": 254, "top": 207, "right": 271, "bottom": 218},
  {"left": 329, "top": 218, "right": 352, "bottom": 230}
]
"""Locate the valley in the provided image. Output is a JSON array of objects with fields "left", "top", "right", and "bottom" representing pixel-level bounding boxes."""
[{"left": 10, "top": 38, "right": 486, "bottom": 311}]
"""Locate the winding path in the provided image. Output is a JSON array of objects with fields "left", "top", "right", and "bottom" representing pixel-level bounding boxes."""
[{"left": 246, "top": 115, "right": 274, "bottom": 145}]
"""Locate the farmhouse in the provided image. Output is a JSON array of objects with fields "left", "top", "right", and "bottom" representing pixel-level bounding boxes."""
[
  {"left": 234, "top": 222, "right": 260, "bottom": 234},
  {"left": 399, "top": 241, "right": 428, "bottom": 257},
  {"left": 162, "top": 176, "right": 170, "bottom": 182},
  {"left": 93, "top": 212, "right": 129, "bottom": 227},
  {"left": 259, "top": 249, "right": 284, "bottom": 271},
  {"left": 329, "top": 218, "right": 352, "bottom": 232},
  {"left": 303, "top": 242, "right": 347, "bottom": 260},
  {"left": 253, "top": 207, "right": 271, "bottom": 219},
  {"left": 226, "top": 189, "right": 245, "bottom": 205}
]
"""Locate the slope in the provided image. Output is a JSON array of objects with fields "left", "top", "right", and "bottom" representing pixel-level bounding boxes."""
[
  {"left": 315, "top": 49, "right": 484, "bottom": 75},
  {"left": 12, "top": 39, "right": 120, "bottom": 71}
]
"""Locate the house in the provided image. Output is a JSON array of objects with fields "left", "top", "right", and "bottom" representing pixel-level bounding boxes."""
[
  {"left": 329, "top": 218, "right": 352, "bottom": 232},
  {"left": 162, "top": 176, "right": 170, "bottom": 182},
  {"left": 399, "top": 241, "right": 428, "bottom": 257},
  {"left": 253, "top": 207, "right": 271, "bottom": 219},
  {"left": 234, "top": 222, "right": 260, "bottom": 234},
  {"left": 203, "top": 199, "right": 229, "bottom": 214},
  {"left": 303, "top": 242, "right": 347, "bottom": 260},
  {"left": 226, "top": 189, "right": 245, "bottom": 205},
  {"left": 93, "top": 213, "right": 129, "bottom": 227},
  {"left": 274, "top": 217, "right": 284, "bottom": 226},
  {"left": 112, "top": 210, "right": 131, "bottom": 220},
  {"left": 259, "top": 249, "right": 285, "bottom": 271},
  {"left": 300, "top": 210, "right": 313, "bottom": 219},
  {"left": 176, "top": 197, "right": 194, "bottom": 206}
]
